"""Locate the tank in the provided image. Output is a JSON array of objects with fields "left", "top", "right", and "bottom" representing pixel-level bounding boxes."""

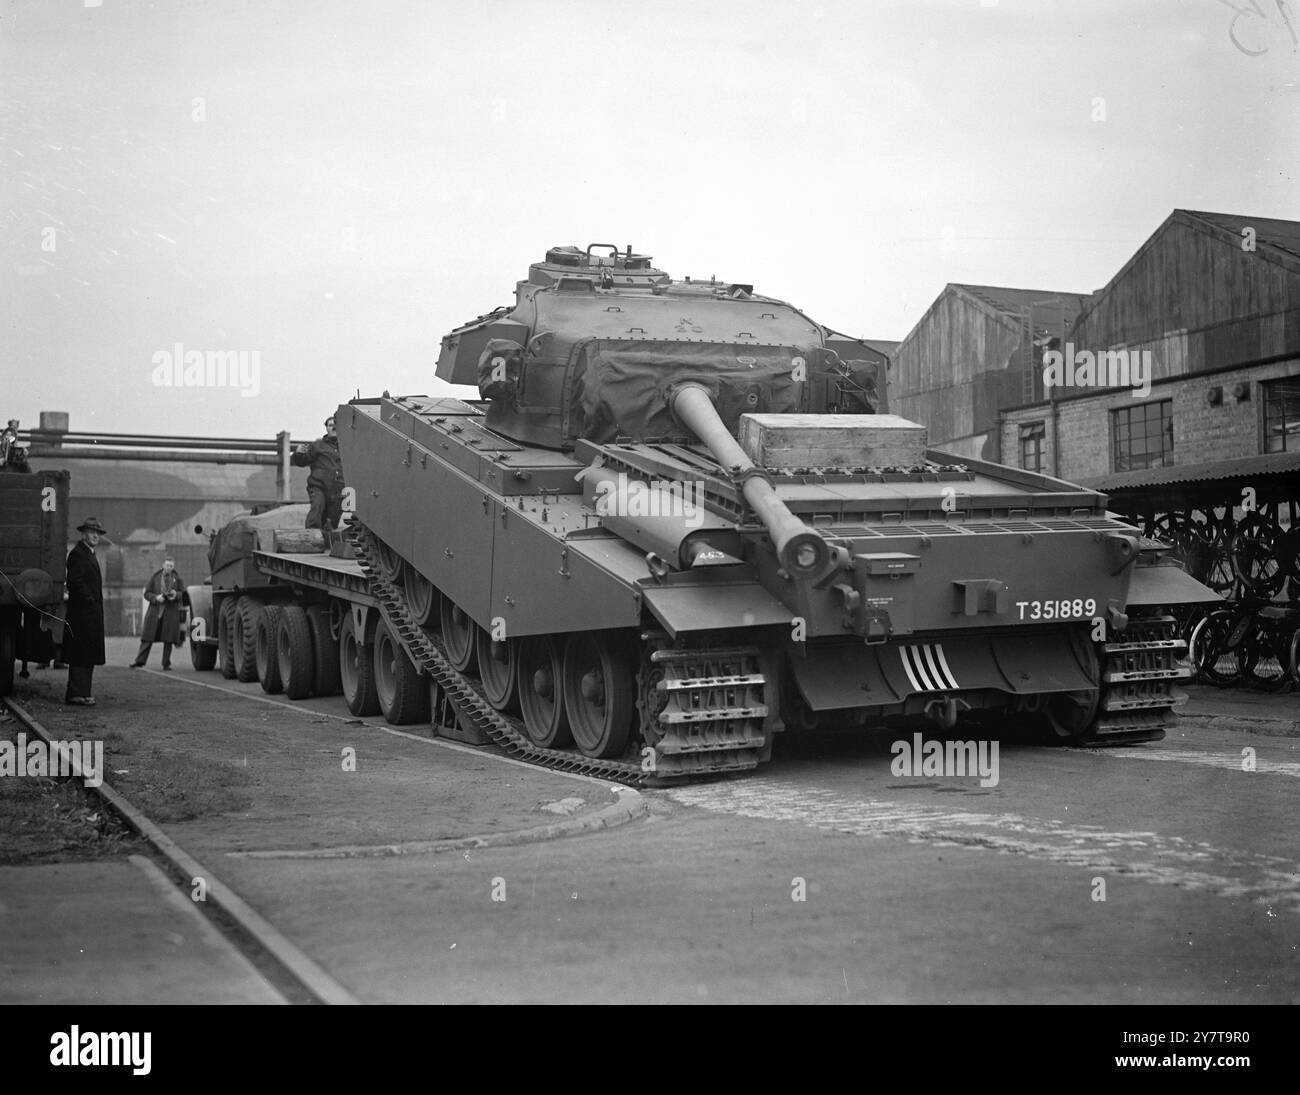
[
  {"left": 0, "top": 437, "right": 69, "bottom": 694},
  {"left": 335, "top": 244, "right": 1219, "bottom": 778}
]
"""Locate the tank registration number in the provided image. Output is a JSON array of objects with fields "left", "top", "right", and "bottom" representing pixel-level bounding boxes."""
[{"left": 1016, "top": 598, "right": 1096, "bottom": 621}]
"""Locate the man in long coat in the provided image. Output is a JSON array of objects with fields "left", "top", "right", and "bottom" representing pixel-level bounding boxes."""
[
  {"left": 290, "top": 415, "right": 345, "bottom": 531},
  {"left": 130, "top": 556, "right": 185, "bottom": 670},
  {"left": 64, "top": 517, "right": 107, "bottom": 705}
]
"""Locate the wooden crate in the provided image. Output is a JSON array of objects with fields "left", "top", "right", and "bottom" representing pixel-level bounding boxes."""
[{"left": 738, "top": 413, "right": 928, "bottom": 470}]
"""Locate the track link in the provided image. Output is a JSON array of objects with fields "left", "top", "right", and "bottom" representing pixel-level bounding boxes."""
[{"left": 1086, "top": 612, "right": 1190, "bottom": 745}]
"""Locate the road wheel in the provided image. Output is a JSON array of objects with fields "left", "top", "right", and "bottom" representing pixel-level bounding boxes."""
[
  {"left": 277, "top": 604, "right": 315, "bottom": 700},
  {"left": 517, "top": 635, "right": 571, "bottom": 747},
  {"left": 476, "top": 628, "right": 519, "bottom": 713},
  {"left": 307, "top": 605, "right": 342, "bottom": 696},
  {"left": 256, "top": 604, "right": 285, "bottom": 693},
  {"left": 373, "top": 619, "right": 429, "bottom": 724},
  {"left": 233, "top": 596, "right": 261, "bottom": 683},
  {"left": 562, "top": 632, "right": 635, "bottom": 758},
  {"left": 375, "top": 539, "right": 403, "bottom": 584},
  {"left": 439, "top": 596, "right": 477, "bottom": 674},
  {"left": 0, "top": 610, "right": 16, "bottom": 696},
  {"left": 339, "top": 620, "right": 379, "bottom": 716},
  {"left": 403, "top": 564, "right": 439, "bottom": 627},
  {"left": 1041, "top": 630, "right": 1100, "bottom": 743},
  {"left": 218, "top": 598, "right": 238, "bottom": 679}
]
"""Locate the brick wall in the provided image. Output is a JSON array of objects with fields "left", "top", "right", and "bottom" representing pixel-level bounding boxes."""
[{"left": 1002, "top": 357, "right": 1300, "bottom": 482}]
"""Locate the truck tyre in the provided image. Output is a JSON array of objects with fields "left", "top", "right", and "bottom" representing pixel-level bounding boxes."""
[
  {"left": 339, "top": 620, "right": 379, "bottom": 716},
  {"left": 256, "top": 604, "right": 285, "bottom": 693},
  {"left": 307, "top": 604, "right": 342, "bottom": 696},
  {"left": 190, "top": 633, "right": 218, "bottom": 672},
  {"left": 218, "top": 598, "right": 238, "bottom": 679},
  {"left": 0, "top": 609, "right": 17, "bottom": 697},
  {"left": 233, "top": 596, "right": 261, "bottom": 683},
  {"left": 277, "top": 604, "right": 315, "bottom": 700},
  {"left": 373, "top": 618, "right": 429, "bottom": 725}
]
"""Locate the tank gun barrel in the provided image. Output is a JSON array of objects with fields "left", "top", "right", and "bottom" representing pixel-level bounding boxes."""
[{"left": 670, "top": 383, "right": 831, "bottom": 580}]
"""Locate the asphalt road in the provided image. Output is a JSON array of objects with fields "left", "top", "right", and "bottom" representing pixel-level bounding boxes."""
[
  {"left": 169, "top": 690, "right": 1300, "bottom": 1004},
  {"left": 284, "top": 734, "right": 1297, "bottom": 1004}
]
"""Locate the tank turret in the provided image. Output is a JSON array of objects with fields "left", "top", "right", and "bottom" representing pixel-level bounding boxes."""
[{"left": 435, "top": 244, "right": 885, "bottom": 451}]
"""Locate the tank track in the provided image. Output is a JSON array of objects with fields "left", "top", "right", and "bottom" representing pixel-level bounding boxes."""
[
  {"left": 350, "top": 524, "right": 649, "bottom": 786},
  {"left": 353, "top": 524, "right": 771, "bottom": 784},
  {"left": 636, "top": 639, "right": 770, "bottom": 776},
  {"left": 1085, "top": 611, "right": 1189, "bottom": 745}
]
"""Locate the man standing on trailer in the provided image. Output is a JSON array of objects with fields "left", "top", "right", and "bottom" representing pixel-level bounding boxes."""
[
  {"left": 291, "top": 415, "right": 345, "bottom": 532},
  {"left": 129, "top": 556, "right": 186, "bottom": 670},
  {"left": 64, "top": 517, "right": 107, "bottom": 706}
]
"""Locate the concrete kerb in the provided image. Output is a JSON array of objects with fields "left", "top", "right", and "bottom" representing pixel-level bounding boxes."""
[{"left": 2, "top": 696, "right": 359, "bottom": 1005}]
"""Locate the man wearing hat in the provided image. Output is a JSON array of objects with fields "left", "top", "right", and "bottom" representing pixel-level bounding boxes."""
[
  {"left": 64, "top": 518, "right": 107, "bottom": 705},
  {"left": 291, "top": 414, "right": 345, "bottom": 532}
]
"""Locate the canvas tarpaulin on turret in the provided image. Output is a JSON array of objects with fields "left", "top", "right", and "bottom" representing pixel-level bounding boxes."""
[{"left": 564, "top": 340, "right": 824, "bottom": 444}]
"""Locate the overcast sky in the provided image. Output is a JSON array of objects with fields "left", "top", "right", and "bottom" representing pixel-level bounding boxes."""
[{"left": 3, "top": 0, "right": 1297, "bottom": 442}]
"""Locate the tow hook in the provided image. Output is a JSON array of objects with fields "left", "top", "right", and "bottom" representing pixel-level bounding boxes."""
[{"left": 923, "top": 695, "right": 970, "bottom": 730}]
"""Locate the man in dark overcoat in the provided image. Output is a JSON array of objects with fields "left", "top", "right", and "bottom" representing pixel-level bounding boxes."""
[
  {"left": 130, "top": 556, "right": 185, "bottom": 670},
  {"left": 290, "top": 415, "right": 345, "bottom": 531},
  {"left": 64, "top": 517, "right": 107, "bottom": 705}
]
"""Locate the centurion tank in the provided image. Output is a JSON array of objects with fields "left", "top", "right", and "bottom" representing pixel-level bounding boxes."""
[{"left": 335, "top": 244, "right": 1218, "bottom": 779}]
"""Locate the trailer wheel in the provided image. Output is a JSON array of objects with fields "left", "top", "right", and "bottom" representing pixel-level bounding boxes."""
[
  {"left": 373, "top": 619, "right": 429, "bottom": 725},
  {"left": 439, "top": 595, "right": 477, "bottom": 674},
  {"left": 339, "top": 620, "right": 379, "bottom": 716},
  {"left": 276, "top": 604, "right": 315, "bottom": 700},
  {"left": 190, "top": 634, "right": 217, "bottom": 672},
  {"left": 517, "top": 635, "right": 571, "bottom": 748},
  {"left": 233, "top": 596, "right": 261, "bottom": 683},
  {"left": 218, "top": 598, "right": 238, "bottom": 679},
  {"left": 475, "top": 627, "right": 519, "bottom": 713},
  {"left": 562, "top": 632, "right": 635, "bottom": 759},
  {"left": 0, "top": 609, "right": 17, "bottom": 697},
  {"left": 256, "top": 604, "right": 285, "bottom": 693},
  {"left": 307, "top": 605, "right": 342, "bottom": 696}
]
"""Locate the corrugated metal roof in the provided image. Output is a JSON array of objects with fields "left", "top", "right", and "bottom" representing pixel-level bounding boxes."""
[
  {"left": 1182, "top": 210, "right": 1300, "bottom": 263},
  {"left": 1086, "top": 451, "right": 1300, "bottom": 492}
]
